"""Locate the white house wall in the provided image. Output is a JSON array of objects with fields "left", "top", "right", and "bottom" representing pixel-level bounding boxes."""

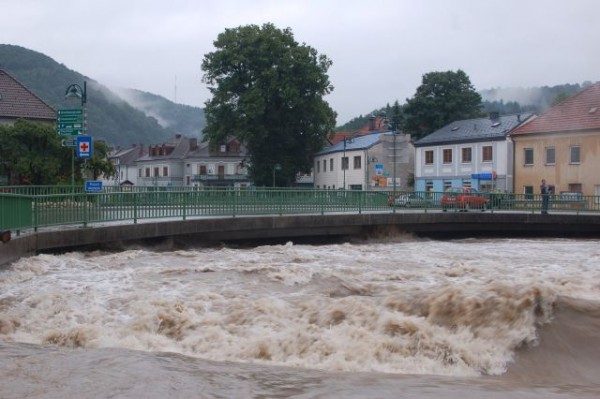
[{"left": 415, "top": 139, "right": 511, "bottom": 192}]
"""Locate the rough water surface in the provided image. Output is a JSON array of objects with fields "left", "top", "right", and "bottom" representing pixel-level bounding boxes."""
[{"left": 1, "top": 237, "right": 599, "bottom": 398}]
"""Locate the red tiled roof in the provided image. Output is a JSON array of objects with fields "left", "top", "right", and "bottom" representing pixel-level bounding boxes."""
[
  {"left": 330, "top": 116, "right": 390, "bottom": 145},
  {"left": 511, "top": 82, "right": 600, "bottom": 135},
  {"left": 0, "top": 69, "right": 56, "bottom": 121}
]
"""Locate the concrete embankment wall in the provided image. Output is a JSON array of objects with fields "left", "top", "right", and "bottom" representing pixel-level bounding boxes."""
[{"left": 2, "top": 212, "right": 600, "bottom": 267}]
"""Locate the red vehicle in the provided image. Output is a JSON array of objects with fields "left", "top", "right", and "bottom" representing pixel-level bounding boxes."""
[{"left": 441, "top": 187, "right": 490, "bottom": 211}]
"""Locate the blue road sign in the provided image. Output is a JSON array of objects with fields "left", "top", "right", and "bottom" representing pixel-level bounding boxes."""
[
  {"left": 76, "top": 136, "right": 93, "bottom": 159},
  {"left": 85, "top": 181, "right": 103, "bottom": 192}
]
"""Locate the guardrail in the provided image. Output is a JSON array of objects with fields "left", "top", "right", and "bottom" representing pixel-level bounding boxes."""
[{"left": 2, "top": 187, "right": 600, "bottom": 234}]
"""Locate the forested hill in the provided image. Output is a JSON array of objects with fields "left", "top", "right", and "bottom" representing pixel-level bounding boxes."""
[
  {"left": 337, "top": 82, "right": 591, "bottom": 132},
  {"left": 0, "top": 44, "right": 205, "bottom": 146}
]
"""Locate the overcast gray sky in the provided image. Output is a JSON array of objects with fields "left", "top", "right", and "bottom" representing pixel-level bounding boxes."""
[{"left": 2, "top": 0, "right": 599, "bottom": 124}]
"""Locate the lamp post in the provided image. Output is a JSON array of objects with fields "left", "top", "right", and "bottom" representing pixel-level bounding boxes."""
[
  {"left": 393, "top": 131, "right": 397, "bottom": 198},
  {"left": 342, "top": 137, "right": 353, "bottom": 190},
  {"left": 272, "top": 163, "right": 281, "bottom": 187},
  {"left": 64, "top": 81, "right": 87, "bottom": 187},
  {"left": 343, "top": 138, "right": 346, "bottom": 190}
]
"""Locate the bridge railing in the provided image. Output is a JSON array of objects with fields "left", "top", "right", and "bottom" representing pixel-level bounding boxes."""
[{"left": 2, "top": 188, "right": 600, "bottom": 234}]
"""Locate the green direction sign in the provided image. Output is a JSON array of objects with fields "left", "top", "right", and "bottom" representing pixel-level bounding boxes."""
[{"left": 57, "top": 108, "right": 83, "bottom": 135}]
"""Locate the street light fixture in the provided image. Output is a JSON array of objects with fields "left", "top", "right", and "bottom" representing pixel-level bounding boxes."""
[{"left": 64, "top": 81, "right": 87, "bottom": 187}]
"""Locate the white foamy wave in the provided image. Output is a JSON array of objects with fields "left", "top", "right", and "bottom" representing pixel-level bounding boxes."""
[{"left": 0, "top": 238, "right": 598, "bottom": 376}]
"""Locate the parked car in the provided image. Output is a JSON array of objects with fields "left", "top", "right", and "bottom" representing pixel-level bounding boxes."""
[
  {"left": 388, "top": 192, "right": 432, "bottom": 208},
  {"left": 441, "top": 187, "right": 490, "bottom": 211}
]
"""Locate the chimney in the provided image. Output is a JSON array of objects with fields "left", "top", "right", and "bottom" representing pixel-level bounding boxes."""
[
  {"left": 368, "top": 116, "right": 376, "bottom": 131},
  {"left": 489, "top": 111, "right": 500, "bottom": 120},
  {"left": 190, "top": 138, "right": 198, "bottom": 150},
  {"left": 517, "top": 114, "right": 521, "bottom": 122}
]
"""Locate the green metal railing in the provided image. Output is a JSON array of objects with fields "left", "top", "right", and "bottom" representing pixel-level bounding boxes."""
[{"left": 1, "top": 187, "right": 600, "bottom": 234}]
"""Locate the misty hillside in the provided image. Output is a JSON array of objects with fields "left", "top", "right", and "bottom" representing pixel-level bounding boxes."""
[
  {"left": 336, "top": 82, "right": 593, "bottom": 132},
  {"left": 0, "top": 44, "right": 205, "bottom": 147},
  {"left": 115, "top": 88, "right": 205, "bottom": 139}
]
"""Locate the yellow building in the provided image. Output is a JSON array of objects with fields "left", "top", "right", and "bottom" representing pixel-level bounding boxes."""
[{"left": 510, "top": 83, "right": 600, "bottom": 197}]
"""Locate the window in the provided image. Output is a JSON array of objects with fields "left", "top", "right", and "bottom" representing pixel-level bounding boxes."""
[
  {"left": 461, "top": 147, "right": 472, "bottom": 163},
  {"left": 482, "top": 146, "right": 493, "bottom": 162},
  {"left": 443, "top": 180, "right": 452, "bottom": 191},
  {"left": 545, "top": 147, "right": 555, "bottom": 164},
  {"left": 425, "top": 150, "right": 434, "bottom": 165},
  {"left": 154, "top": 167, "right": 159, "bottom": 177},
  {"left": 353, "top": 156, "right": 361, "bottom": 169},
  {"left": 462, "top": 180, "right": 472, "bottom": 188},
  {"left": 568, "top": 183, "right": 582, "bottom": 193},
  {"left": 323, "top": 159, "right": 327, "bottom": 172},
  {"left": 524, "top": 185, "right": 534, "bottom": 199},
  {"left": 199, "top": 165, "right": 207, "bottom": 175},
  {"left": 316, "top": 161, "right": 320, "bottom": 173},
  {"left": 145, "top": 168, "right": 150, "bottom": 177},
  {"left": 139, "top": 168, "right": 142, "bottom": 177},
  {"left": 425, "top": 181, "right": 433, "bottom": 192},
  {"left": 443, "top": 149, "right": 452, "bottom": 164},
  {"left": 570, "top": 145, "right": 581, "bottom": 163},
  {"left": 163, "top": 166, "right": 168, "bottom": 176},
  {"left": 330, "top": 158, "right": 334, "bottom": 171},
  {"left": 524, "top": 148, "right": 534, "bottom": 165},
  {"left": 341, "top": 157, "right": 349, "bottom": 170}
]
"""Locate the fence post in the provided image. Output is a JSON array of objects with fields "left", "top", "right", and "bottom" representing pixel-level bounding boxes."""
[
  {"left": 83, "top": 192, "right": 88, "bottom": 228},
  {"left": 133, "top": 192, "right": 138, "bottom": 224}
]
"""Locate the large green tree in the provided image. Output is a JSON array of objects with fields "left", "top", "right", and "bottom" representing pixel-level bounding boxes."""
[
  {"left": 0, "top": 120, "right": 115, "bottom": 185},
  {"left": 402, "top": 70, "right": 482, "bottom": 139},
  {"left": 201, "top": 23, "right": 337, "bottom": 186},
  {"left": 0, "top": 120, "right": 64, "bottom": 184}
]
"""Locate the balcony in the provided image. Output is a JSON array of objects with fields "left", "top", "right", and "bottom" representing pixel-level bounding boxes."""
[
  {"left": 139, "top": 176, "right": 184, "bottom": 186},
  {"left": 192, "top": 174, "right": 251, "bottom": 186}
]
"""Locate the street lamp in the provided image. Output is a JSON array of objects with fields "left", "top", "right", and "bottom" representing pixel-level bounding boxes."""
[
  {"left": 342, "top": 136, "right": 353, "bottom": 190},
  {"left": 272, "top": 163, "right": 281, "bottom": 187},
  {"left": 64, "top": 81, "right": 87, "bottom": 187},
  {"left": 65, "top": 82, "right": 87, "bottom": 129}
]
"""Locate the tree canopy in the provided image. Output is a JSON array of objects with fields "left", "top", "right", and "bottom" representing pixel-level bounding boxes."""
[
  {"left": 0, "top": 120, "right": 115, "bottom": 185},
  {"left": 201, "top": 23, "right": 337, "bottom": 186},
  {"left": 402, "top": 70, "right": 482, "bottom": 139}
]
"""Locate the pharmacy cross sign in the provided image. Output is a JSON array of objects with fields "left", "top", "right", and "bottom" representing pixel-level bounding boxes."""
[{"left": 76, "top": 135, "right": 93, "bottom": 159}]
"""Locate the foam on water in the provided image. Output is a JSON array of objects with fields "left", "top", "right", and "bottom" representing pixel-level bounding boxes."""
[{"left": 1, "top": 238, "right": 599, "bottom": 379}]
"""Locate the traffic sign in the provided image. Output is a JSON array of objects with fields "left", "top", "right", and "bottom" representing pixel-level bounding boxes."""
[
  {"left": 61, "top": 138, "right": 77, "bottom": 147},
  {"left": 76, "top": 136, "right": 93, "bottom": 159},
  {"left": 57, "top": 108, "right": 84, "bottom": 135},
  {"left": 85, "top": 181, "right": 103, "bottom": 192}
]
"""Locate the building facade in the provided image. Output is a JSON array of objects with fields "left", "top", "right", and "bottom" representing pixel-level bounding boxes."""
[
  {"left": 510, "top": 82, "right": 600, "bottom": 197},
  {"left": 134, "top": 134, "right": 251, "bottom": 188},
  {"left": 314, "top": 131, "right": 414, "bottom": 191},
  {"left": 413, "top": 113, "right": 532, "bottom": 193}
]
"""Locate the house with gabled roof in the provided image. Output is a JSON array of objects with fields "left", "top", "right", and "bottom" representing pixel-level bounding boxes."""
[
  {"left": 100, "top": 144, "right": 146, "bottom": 187},
  {"left": 413, "top": 113, "right": 533, "bottom": 193},
  {"left": 0, "top": 69, "right": 56, "bottom": 126},
  {"left": 135, "top": 134, "right": 192, "bottom": 187},
  {"left": 186, "top": 137, "right": 251, "bottom": 188},
  {"left": 314, "top": 130, "right": 414, "bottom": 191},
  {"left": 134, "top": 134, "right": 251, "bottom": 188},
  {"left": 510, "top": 82, "right": 600, "bottom": 197}
]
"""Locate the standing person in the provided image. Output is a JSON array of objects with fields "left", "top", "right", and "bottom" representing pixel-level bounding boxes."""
[{"left": 540, "top": 179, "right": 551, "bottom": 214}]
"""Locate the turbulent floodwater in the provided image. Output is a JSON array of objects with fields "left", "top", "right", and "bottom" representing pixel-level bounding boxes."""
[{"left": 1, "top": 236, "right": 599, "bottom": 398}]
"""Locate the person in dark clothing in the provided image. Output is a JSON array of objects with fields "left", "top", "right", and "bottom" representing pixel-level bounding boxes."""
[{"left": 540, "top": 179, "right": 551, "bottom": 214}]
